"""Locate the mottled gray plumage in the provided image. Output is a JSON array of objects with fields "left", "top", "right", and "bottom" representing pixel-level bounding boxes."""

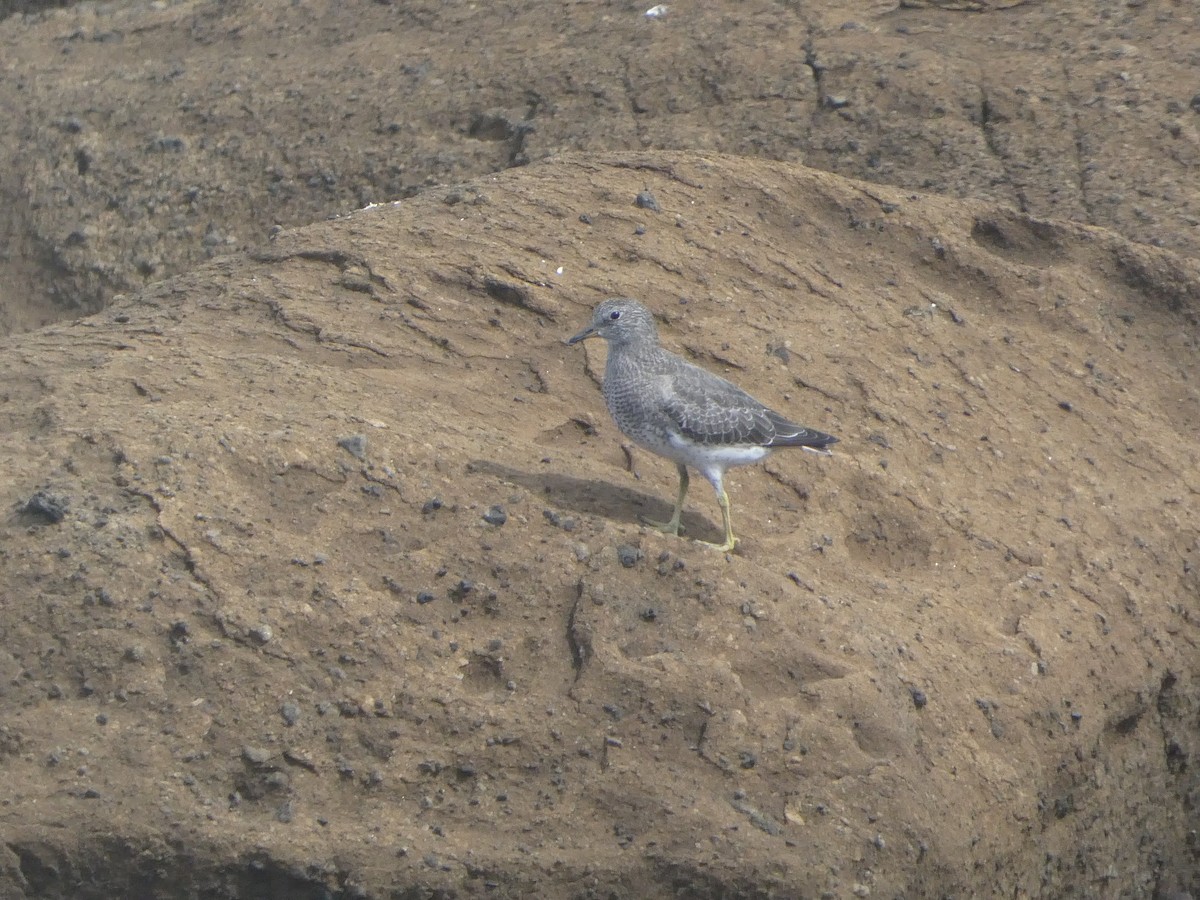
[{"left": 567, "top": 297, "right": 837, "bottom": 551}]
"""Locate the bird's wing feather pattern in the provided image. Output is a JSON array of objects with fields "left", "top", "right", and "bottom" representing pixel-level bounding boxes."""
[{"left": 651, "top": 356, "right": 835, "bottom": 448}]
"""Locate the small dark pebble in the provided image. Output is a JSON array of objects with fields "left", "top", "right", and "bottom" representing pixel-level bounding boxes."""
[
  {"left": 482, "top": 505, "right": 507, "bottom": 526},
  {"left": 151, "top": 135, "right": 186, "bottom": 153},
  {"left": 617, "top": 545, "right": 642, "bottom": 568},
  {"left": 739, "top": 751, "right": 757, "bottom": 769},
  {"left": 910, "top": 688, "right": 928, "bottom": 709},
  {"left": 21, "top": 491, "right": 68, "bottom": 524},
  {"left": 422, "top": 497, "right": 443, "bottom": 514},
  {"left": 640, "top": 607, "right": 657, "bottom": 622},
  {"left": 1191, "top": 93, "right": 1200, "bottom": 114},
  {"left": 542, "top": 509, "right": 577, "bottom": 531},
  {"left": 633, "top": 224, "right": 646, "bottom": 236},
  {"left": 95, "top": 713, "right": 108, "bottom": 726},
  {"left": 579, "top": 213, "right": 593, "bottom": 225},
  {"left": 242, "top": 746, "right": 272, "bottom": 766},
  {"left": 416, "top": 591, "right": 436, "bottom": 605},
  {"left": 280, "top": 701, "right": 302, "bottom": 726},
  {"left": 1058, "top": 401, "right": 1073, "bottom": 412},
  {"left": 451, "top": 579, "right": 474, "bottom": 599},
  {"left": 337, "top": 434, "right": 367, "bottom": 460},
  {"left": 634, "top": 190, "right": 660, "bottom": 212}
]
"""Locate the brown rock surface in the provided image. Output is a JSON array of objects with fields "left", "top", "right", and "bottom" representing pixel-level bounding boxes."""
[
  {"left": 0, "top": 1, "right": 1198, "bottom": 898},
  {"left": 3, "top": 1, "right": 1200, "bottom": 333},
  {"left": 2, "top": 150, "right": 1198, "bottom": 897}
]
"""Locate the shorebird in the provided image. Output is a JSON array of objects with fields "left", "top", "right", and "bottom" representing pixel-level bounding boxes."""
[{"left": 567, "top": 298, "right": 837, "bottom": 551}]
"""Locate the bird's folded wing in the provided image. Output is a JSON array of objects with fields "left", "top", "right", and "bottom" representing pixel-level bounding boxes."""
[{"left": 653, "top": 370, "right": 778, "bottom": 447}]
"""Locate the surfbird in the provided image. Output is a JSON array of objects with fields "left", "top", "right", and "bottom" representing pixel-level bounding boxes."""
[{"left": 567, "top": 298, "right": 837, "bottom": 552}]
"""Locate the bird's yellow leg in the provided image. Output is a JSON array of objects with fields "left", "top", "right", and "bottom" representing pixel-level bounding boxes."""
[
  {"left": 696, "top": 487, "right": 738, "bottom": 552},
  {"left": 643, "top": 464, "right": 688, "bottom": 536}
]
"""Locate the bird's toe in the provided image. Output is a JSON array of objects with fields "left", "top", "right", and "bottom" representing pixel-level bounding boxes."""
[{"left": 641, "top": 515, "right": 683, "bottom": 536}]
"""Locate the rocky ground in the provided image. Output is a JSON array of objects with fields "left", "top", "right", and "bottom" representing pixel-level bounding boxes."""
[{"left": 0, "top": 1, "right": 1197, "bottom": 898}]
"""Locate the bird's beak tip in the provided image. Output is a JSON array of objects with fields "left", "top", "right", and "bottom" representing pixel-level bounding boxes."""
[{"left": 566, "top": 328, "right": 594, "bottom": 345}]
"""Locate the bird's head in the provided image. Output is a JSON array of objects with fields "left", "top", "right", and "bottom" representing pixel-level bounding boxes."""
[{"left": 567, "top": 298, "right": 659, "bottom": 348}]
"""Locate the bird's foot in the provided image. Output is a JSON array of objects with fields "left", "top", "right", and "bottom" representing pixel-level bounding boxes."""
[
  {"left": 641, "top": 515, "right": 683, "bottom": 536},
  {"left": 695, "top": 535, "right": 738, "bottom": 553}
]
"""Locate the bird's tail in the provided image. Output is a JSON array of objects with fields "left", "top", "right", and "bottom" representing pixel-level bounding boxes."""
[{"left": 767, "top": 411, "right": 839, "bottom": 451}]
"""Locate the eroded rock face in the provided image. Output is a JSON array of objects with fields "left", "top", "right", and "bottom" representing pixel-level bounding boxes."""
[
  {"left": 0, "top": 152, "right": 1196, "bottom": 898},
  {"left": 3, "top": 0, "right": 1200, "bottom": 336}
]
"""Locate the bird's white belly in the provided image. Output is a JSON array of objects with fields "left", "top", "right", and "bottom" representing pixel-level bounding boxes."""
[{"left": 661, "top": 432, "right": 771, "bottom": 471}]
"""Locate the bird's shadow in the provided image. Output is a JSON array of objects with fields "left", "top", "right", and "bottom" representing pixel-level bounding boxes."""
[{"left": 468, "top": 459, "right": 720, "bottom": 542}]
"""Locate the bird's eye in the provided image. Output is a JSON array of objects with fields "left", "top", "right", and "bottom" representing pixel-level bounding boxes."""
[{"left": 609, "top": 310, "right": 621, "bottom": 320}]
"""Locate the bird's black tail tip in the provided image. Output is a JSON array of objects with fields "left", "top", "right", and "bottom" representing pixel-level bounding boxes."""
[{"left": 801, "top": 430, "right": 838, "bottom": 448}]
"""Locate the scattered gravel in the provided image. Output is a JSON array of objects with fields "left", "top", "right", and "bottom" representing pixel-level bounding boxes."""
[
  {"left": 634, "top": 190, "right": 660, "bottom": 211},
  {"left": 20, "top": 490, "right": 68, "bottom": 524},
  {"left": 280, "top": 701, "right": 301, "bottom": 726},
  {"left": 617, "top": 544, "right": 642, "bottom": 568},
  {"left": 242, "top": 746, "right": 272, "bottom": 766},
  {"left": 337, "top": 433, "right": 368, "bottom": 459}
]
